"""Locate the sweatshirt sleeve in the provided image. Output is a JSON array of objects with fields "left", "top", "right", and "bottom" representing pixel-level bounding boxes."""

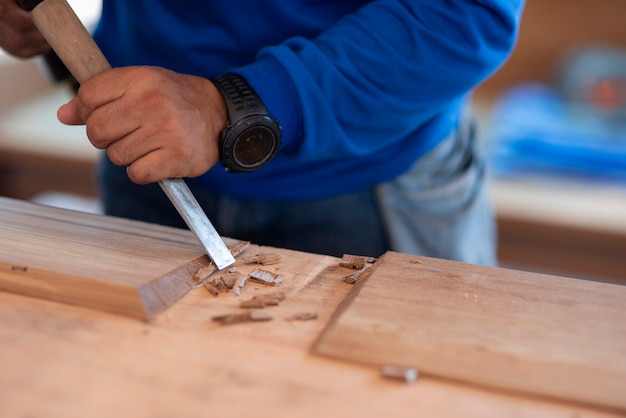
[{"left": 234, "top": 0, "right": 525, "bottom": 161}]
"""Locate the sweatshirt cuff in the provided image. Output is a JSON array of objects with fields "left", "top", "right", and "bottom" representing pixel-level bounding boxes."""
[{"left": 232, "top": 57, "right": 302, "bottom": 154}]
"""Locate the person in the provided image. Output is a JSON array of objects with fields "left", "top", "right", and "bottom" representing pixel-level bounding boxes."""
[{"left": 0, "top": 0, "right": 525, "bottom": 264}]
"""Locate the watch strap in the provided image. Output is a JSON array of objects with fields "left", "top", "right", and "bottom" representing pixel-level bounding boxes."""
[{"left": 211, "top": 73, "right": 269, "bottom": 124}]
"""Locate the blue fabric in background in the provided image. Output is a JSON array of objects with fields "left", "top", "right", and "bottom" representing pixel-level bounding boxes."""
[{"left": 487, "top": 84, "right": 626, "bottom": 185}]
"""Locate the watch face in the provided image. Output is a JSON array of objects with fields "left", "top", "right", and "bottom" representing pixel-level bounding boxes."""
[
  {"left": 233, "top": 125, "right": 278, "bottom": 168},
  {"left": 220, "top": 114, "right": 281, "bottom": 173}
]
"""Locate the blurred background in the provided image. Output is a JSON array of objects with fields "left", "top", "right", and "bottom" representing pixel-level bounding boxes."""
[
  {"left": 1, "top": 0, "right": 625, "bottom": 283},
  {"left": 472, "top": 0, "right": 626, "bottom": 284}
]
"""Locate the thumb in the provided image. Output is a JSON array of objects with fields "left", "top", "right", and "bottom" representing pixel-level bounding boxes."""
[{"left": 57, "top": 97, "right": 84, "bottom": 125}]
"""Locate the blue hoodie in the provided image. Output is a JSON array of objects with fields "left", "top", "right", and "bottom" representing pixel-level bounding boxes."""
[{"left": 93, "top": 0, "right": 524, "bottom": 200}]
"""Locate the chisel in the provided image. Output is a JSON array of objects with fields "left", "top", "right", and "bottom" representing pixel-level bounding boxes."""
[{"left": 18, "top": 0, "right": 236, "bottom": 270}]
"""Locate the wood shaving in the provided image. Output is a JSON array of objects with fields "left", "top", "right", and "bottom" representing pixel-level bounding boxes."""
[
  {"left": 240, "top": 299, "right": 267, "bottom": 309},
  {"left": 228, "top": 240, "right": 251, "bottom": 256},
  {"left": 242, "top": 252, "right": 281, "bottom": 265},
  {"left": 248, "top": 268, "right": 283, "bottom": 287},
  {"left": 252, "top": 291, "right": 286, "bottom": 303},
  {"left": 343, "top": 265, "right": 375, "bottom": 285},
  {"left": 193, "top": 241, "right": 250, "bottom": 283},
  {"left": 202, "top": 281, "right": 220, "bottom": 296},
  {"left": 240, "top": 291, "right": 286, "bottom": 308},
  {"left": 339, "top": 254, "right": 376, "bottom": 270},
  {"left": 219, "top": 271, "right": 239, "bottom": 289},
  {"left": 211, "top": 310, "right": 272, "bottom": 325},
  {"left": 286, "top": 312, "right": 318, "bottom": 321},
  {"left": 232, "top": 274, "right": 248, "bottom": 296},
  {"left": 201, "top": 272, "right": 242, "bottom": 297},
  {"left": 193, "top": 262, "right": 217, "bottom": 283},
  {"left": 343, "top": 269, "right": 364, "bottom": 284},
  {"left": 380, "top": 366, "right": 418, "bottom": 384}
]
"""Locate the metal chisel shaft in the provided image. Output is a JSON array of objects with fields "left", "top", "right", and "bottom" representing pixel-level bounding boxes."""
[{"left": 159, "top": 179, "right": 235, "bottom": 269}]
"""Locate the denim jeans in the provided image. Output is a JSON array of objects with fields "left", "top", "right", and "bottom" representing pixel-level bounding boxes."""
[
  {"left": 99, "top": 160, "right": 389, "bottom": 257},
  {"left": 375, "top": 120, "right": 497, "bottom": 265},
  {"left": 99, "top": 120, "right": 496, "bottom": 263}
]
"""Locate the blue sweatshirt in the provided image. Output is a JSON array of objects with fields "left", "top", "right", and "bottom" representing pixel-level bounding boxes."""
[{"left": 93, "top": 0, "right": 524, "bottom": 200}]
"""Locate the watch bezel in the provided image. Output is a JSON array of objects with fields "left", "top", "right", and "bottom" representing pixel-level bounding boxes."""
[{"left": 220, "top": 114, "right": 281, "bottom": 173}]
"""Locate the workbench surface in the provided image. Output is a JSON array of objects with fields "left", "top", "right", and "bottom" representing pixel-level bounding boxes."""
[{"left": 0, "top": 199, "right": 623, "bottom": 418}]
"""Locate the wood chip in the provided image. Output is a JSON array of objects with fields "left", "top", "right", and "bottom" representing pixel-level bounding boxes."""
[
  {"left": 343, "top": 265, "right": 375, "bottom": 285},
  {"left": 213, "top": 276, "right": 229, "bottom": 292},
  {"left": 248, "top": 268, "right": 283, "bottom": 287},
  {"left": 193, "top": 262, "right": 216, "bottom": 283},
  {"left": 343, "top": 269, "right": 364, "bottom": 284},
  {"left": 252, "top": 291, "right": 286, "bottom": 304},
  {"left": 240, "top": 291, "right": 286, "bottom": 308},
  {"left": 249, "top": 310, "right": 272, "bottom": 321},
  {"left": 242, "top": 252, "right": 282, "bottom": 265},
  {"left": 211, "top": 310, "right": 272, "bottom": 326},
  {"left": 192, "top": 241, "right": 250, "bottom": 283},
  {"left": 380, "top": 366, "right": 418, "bottom": 384},
  {"left": 232, "top": 274, "right": 248, "bottom": 296},
  {"left": 286, "top": 312, "right": 318, "bottom": 321},
  {"left": 229, "top": 240, "right": 251, "bottom": 256},
  {"left": 202, "top": 281, "right": 220, "bottom": 296},
  {"left": 220, "top": 271, "right": 239, "bottom": 289},
  {"left": 339, "top": 254, "right": 376, "bottom": 270},
  {"left": 239, "top": 299, "right": 267, "bottom": 309},
  {"left": 201, "top": 272, "right": 242, "bottom": 296}
]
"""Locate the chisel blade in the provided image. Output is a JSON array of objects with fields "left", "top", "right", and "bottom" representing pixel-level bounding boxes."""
[{"left": 159, "top": 178, "right": 235, "bottom": 270}]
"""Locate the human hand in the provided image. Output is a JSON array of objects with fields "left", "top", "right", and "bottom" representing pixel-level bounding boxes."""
[
  {"left": 57, "top": 66, "right": 228, "bottom": 184},
  {"left": 0, "top": 0, "right": 50, "bottom": 57}
]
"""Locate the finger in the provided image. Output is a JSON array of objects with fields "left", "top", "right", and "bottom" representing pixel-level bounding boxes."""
[
  {"left": 105, "top": 127, "right": 159, "bottom": 167},
  {"left": 57, "top": 70, "right": 125, "bottom": 127},
  {"left": 125, "top": 149, "right": 177, "bottom": 185},
  {"left": 61, "top": 69, "right": 126, "bottom": 124},
  {"left": 57, "top": 97, "right": 84, "bottom": 125},
  {"left": 0, "top": 3, "right": 49, "bottom": 57},
  {"left": 82, "top": 99, "right": 142, "bottom": 149}
]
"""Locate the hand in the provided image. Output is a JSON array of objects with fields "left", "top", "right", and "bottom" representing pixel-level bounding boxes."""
[
  {"left": 0, "top": 0, "right": 50, "bottom": 57},
  {"left": 57, "top": 66, "right": 228, "bottom": 184}
]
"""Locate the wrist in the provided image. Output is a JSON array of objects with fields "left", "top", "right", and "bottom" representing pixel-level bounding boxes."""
[{"left": 210, "top": 73, "right": 281, "bottom": 173}]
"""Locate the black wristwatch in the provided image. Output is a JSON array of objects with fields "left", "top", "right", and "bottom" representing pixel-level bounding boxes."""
[{"left": 211, "top": 73, "right": 281, "bottom": 173}]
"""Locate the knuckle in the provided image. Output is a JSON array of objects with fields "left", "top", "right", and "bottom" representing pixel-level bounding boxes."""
[
  {"left": 126, "top": 164, "right": 152, "bottom": 185},
  {"left": 75, "top": 86, "right": 97, "bottom": 110},
  {"left": 85, "top": 124, "right": 103, "bottom": 146},
  {"left": 106, "top": 146, "right": 126, "bottom": 166}
]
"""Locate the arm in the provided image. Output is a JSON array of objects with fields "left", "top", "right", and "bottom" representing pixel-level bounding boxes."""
[
  {"left": 237, "top": 0, "right": 525, "bottom": 159},
  {"left": 59, "top": 0, "right": 525, "bottom": 185}
]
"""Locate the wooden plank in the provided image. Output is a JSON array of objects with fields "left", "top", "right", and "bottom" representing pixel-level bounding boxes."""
[
  {"left": 1, "top": 245, "right": 622, "bottom": 418},
  {"left": 312, "top": 251, "right": 626, "bottom": 412},
  {"left": 0, "top": 196, "right": 239, "bottom": 320}
]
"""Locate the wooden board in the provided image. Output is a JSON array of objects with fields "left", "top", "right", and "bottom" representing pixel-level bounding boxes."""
[
  {"left": 4, "top": 248, "right": 622, "bottom": 418},
  {"left": 313, "top": 251, "right": 626, "bottom": 411},
  {"left": 0, "top": 196, "right": 237, "bottom": 320}
]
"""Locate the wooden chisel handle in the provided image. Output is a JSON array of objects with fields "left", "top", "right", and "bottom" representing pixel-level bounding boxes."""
[
  {"left": 15, "top": 0, "right": 75, "bottom": 82},
  {"left": 28, "top": 0, "right": 110, "bottom": 84}
]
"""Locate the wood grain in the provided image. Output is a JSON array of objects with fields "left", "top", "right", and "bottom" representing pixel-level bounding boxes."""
[
  {"left": 0, "top": 197, "right": 237, "bottom": 320},
  {"left": 313, "top": 251, "right": 626, "bottom": 411},
  {"left": 0, "top": 203, "right": 623, "bottom": 416},
  {"left": 1, "top": 243, "right": 622, "bottom": 418}
]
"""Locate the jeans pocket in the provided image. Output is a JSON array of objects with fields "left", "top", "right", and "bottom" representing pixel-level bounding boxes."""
[{"left": 375, "top": 121, "right": 497, "bottom": 265}]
